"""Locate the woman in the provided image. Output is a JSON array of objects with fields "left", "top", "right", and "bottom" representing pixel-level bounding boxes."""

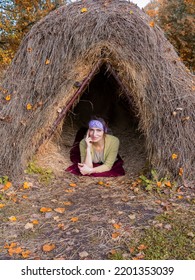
[{"left": 66, "top": 118, "right": 125, "bottom": 177}]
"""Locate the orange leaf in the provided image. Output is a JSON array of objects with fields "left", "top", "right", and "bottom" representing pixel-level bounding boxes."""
[
  {"left": 63, "top": 201, "right": 72, "bottom": 206},
  {"left": 8, "top": 247, "right": 22, "bottom": 256},
  {"left": 129, "top": 247, "right": 135, "bottom": 253},
  {"left": 0, "top": 203, "right": 6, "bottom": 208},
  {"left": 69, "top": 183, "right": 77, "bottom": 187},
  {"left": 3, "top": 181, "right": 12, "bottom": 190},
  {"left": 45, "top": 59, "right": 50, "bottom": 65},
  {"left": 65, "top": 189, "right": 75, "bottom": 193},
  {"left": 112, "top": 232, "right": 120, "bottom": 239},
  {"left": 42, "top": 243, "right": 55, "bottom": 252},
  {"left": 71, "top": 217, "right": 78, "bottom": 222},
  {"left": 22, "top": 250, "right": 31, "bottom": 258},
  {"left": 5, "top": 95, "right": 11, "bottom": 101},
  {"left": 54, "top": 208, "right": 65, "bottom": 214},
  {"left": 177, "top": 195, "right": 183, "bottom": 199},
  {"left": 172, "top": 153, "right": 178, "bottom": 159},
  {"left": 149, "top": 21, "right": 155, "bottom": 27},
  {"left": 22, "top": 195, "right": 28, "bottom": 199},
  {"left": 98, "top": 181, "right": 104, "bottom": 185},
  {"left": 165, "top": 181, "right": 172, "bottom": 187},
  {"left": 156, "top": 181, "right": 162, "bottom": 187},
  {"left": 32, "top": 220, "right": 39, "bottom": 225},
  {"left": 40, "top": 207, "right": 52, "bottom": 213},
  {"left": 113, "top": 223, "right": 121, "bottom": 229},
  {"left": 179, "top": 168, "right": 183, "bottom": 176},
  {"left": 138, "top": 244, "right": 148, "bottom": 250}
]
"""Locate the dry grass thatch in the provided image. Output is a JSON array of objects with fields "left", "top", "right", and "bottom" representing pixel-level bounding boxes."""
[{"left": 0, "top": 0, "right": 194, "bottom": 182}]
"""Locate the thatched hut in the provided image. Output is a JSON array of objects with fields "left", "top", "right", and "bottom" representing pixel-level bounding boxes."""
[{"left": 0, "top": 0, "right": 194, "bottom": 182}]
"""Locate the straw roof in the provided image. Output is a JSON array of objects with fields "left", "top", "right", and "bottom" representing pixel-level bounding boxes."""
[{"left": 0, "top": 0, "right": 194, "bottom": 182}]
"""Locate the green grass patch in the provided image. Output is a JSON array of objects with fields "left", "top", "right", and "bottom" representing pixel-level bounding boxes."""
[
  {"left": 131, "top": 210, "right": 195, "bottom": 260},
  {"left": 25, "top": 161, "right": 54, "bottom": 184}
]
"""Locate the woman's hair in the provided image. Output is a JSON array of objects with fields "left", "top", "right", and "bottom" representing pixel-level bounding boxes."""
[{"left": 89, "top": 116, "right": 108, "bottom": 133}]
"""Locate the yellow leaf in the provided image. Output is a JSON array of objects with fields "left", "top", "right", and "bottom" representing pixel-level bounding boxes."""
[
  {"left": 54, "top": 208, "right": 65, "bottom": 214},
  {"left": 5, "top": 95, "right": 11, "bottom": 101},
  {"left": 23, "top": 182, "right": 30, "bottom": 189},
  {"left": 26, "top": 103, "right": 32, "bottom": 110},
  {"left": 69, "top": 183, "right": 77, "bottom": 187},
  {"left": 65, "top": 189, "right": 74, "bottom": 193},
  {"left": 98, "top": 181, "right": 104, "bottom": 185},
  {"left": 45, "top": 59, "right": 50, "bottom": 65},
  {"left": 129, "top": 10, "right": 134, "bottom": 14},
  {"left": 112, "top": 232, "right": 120, "bottom": 239},
  {"left": 165, "top": 181, "right": 171, "bottom": 187},
  {"left": 63, "top": 201, "right": 72, "bottom": 206},
  {"left": 40, "top": 207, "right": 52, "bottom": 213},
  {"left": 71, "top": 217, "right": 78, "bottom": 222},
  {"left": 22, "top": 195, "right": 28, "bottom": 199},
  {"left": 172, "top": 153, "right": 178, "bottom": 159},
  {"left": 42, "top": 243, "right": 55, "bottom": 252},
  {"left": 81, "top": 7, "right": 88, "bottom": 13},
  {"left": 0, "top": 203, "right": 6, "bottom": 208},
  {"left": 179, "top": 168, "right": 183, "bottom": 176},
  {"left": 113, "top": 223, "right": 121, "bottom": 229},
  {"left": 149, "top": 21, "right": 155, "bottom": 27},
  {"left": 9, "top": 216, "right": 17, "bottom": 222}
]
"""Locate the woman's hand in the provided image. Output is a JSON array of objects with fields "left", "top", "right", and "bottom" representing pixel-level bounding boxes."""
[
  {"left": 85, "top": 130, "right": 92, "bottom": 149},
  {"left": 78, "top": 163, "right": 93, "bottom": 175}
]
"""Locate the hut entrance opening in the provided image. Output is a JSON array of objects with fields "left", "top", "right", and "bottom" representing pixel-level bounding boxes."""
[{"left": 60, "top": 64, "right": 147, "bottom": 176}]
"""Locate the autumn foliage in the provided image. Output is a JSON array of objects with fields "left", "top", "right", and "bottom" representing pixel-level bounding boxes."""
[{"left": 145, "top": 0, "right": 195, "bottom": 72}]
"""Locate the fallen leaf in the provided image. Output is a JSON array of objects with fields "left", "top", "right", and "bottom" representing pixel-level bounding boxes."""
[
  {"left": 81, "top": 7, "right": 88, "bottom": 13},
  {"left": 40, "top": 207, "right": 52, "bottom": 213},
  {"left": 63, "top": 201, "right": 72, "bottom": 206},
  {"left": 9, "top": 216, "right": 17, "bottom": 222},
  {"left": 164, "top": 224, "right": 172, "bottom": 230},
  {"left": 58, "top": 223, "right": 65, "bottom": 230},
  {"left": 149, "top": 21, "right": 155, "bottom": 27},
  {"left": 177, "top": 195, "right": 183, "bottom": 199},
  {"left": 24, "top": 222, "right": 34, "bottom": 230},
  {"left": 79, "top": 251, "right": 89, "bottom": 258},
  {"left": 172, "top": 153, "right": 178, "bottom": 159},
  {"left": 129, "top": 247, "right": 135, "bottom": 253},
  {"left": 0, "top": 203, "right": 6, "bottom": 208},
  {"left": 138, "top": 244, "right": 148, "bottom": 250},
  {"left": 156, "top": 181, "right": 162, "bottom": 187},
  {"left": 165, "top": 181, "right": 172, "bottom": 187},
  {"left": 69, "top": 183, "right": 77, "bottom": 187},
  {"left": 32, "top": 220, "right": 39, "bottom": 225},
  {"left": 5, "top": 95, "right": 11, "bottom": 101},
  {"left": 179, "top": 168, "right": 183, "bottom": 176},
  {"left": 129, "top": 10, "right": 134, "bottom": 14},
  {"left": 8, "top": 246, "right": 22, "bottom": 256},
  {"left": 22, "top": 250, "right": 31, "bottom": 258},
  {"left": 112, "top": 232, "right": 120, "bottom": 239},
  {"left": 65, "top": 189, "right": 75, "bottom": 193},
  {"left": 3, "top": 181, "right": 12, "bottom": 190},
  {"left": 98, "top": 181, "right": 104, "bottom": 185},
  {"left": 71, "top": 217, "right": 78, "bottom": 222},
  {"left": 187, "top": 232, "right": 194, "bottom": 238},
  {"left": 113, "top": 223, "right": 121, "bottom": 229},
  {"left": 42, "top": 243, "right": 55, "bottom": 252},
  {"left": 22, "top": 195, "right": 28, "bottom": 199},
  {"left": 45, "top": 59, "right": 50, "bottom": 65},
  {"left": 54, "top": 208, "right": 65, "bottom": 214},
  {"left": 128, "top": 214, "right": 136, "bottom": 220},
  {"left": 26, "top": 103, "right": 32, "bottom": 110}
]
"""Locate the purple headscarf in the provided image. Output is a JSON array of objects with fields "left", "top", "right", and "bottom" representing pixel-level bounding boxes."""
[{"left": 88, "top": 120, "right": 107, "bottom": 133}]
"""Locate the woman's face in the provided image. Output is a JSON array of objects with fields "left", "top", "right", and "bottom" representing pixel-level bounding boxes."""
[{"left": 88, "top": 127, "right": 104, "bottom": 142}]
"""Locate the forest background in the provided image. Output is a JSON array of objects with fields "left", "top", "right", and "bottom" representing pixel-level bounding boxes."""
[{"left": 0, "top": 0, "right": 194, "bottom": 76}]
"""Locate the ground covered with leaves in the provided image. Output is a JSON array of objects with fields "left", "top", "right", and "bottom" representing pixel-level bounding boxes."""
[{"left": 0, "top": 169, "right": 194, "bottom": 260}]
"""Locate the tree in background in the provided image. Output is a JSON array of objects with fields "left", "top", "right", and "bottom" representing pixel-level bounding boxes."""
[
  {"left": 145, "top": 0, "right": 195, "bottom": 72},
  {"left": 0, "top": 0, "right": 65, "bottom": 70}
]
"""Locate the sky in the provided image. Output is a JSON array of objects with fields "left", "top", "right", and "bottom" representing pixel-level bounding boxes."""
[{"left": 130, "top": 0, "right": 151, "bottom": 8}]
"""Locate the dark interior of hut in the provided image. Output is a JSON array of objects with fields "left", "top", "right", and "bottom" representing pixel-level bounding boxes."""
[{"left": 61, "top": 64, "right": 147, "bottom": 176}]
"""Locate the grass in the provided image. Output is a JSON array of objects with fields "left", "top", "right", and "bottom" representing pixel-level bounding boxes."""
[
  {"left": 25, "top": 161, "right": 54, "bottom": 184},
  {"left": 129, "top": 210, "right": 195, "bottom": 260}
]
